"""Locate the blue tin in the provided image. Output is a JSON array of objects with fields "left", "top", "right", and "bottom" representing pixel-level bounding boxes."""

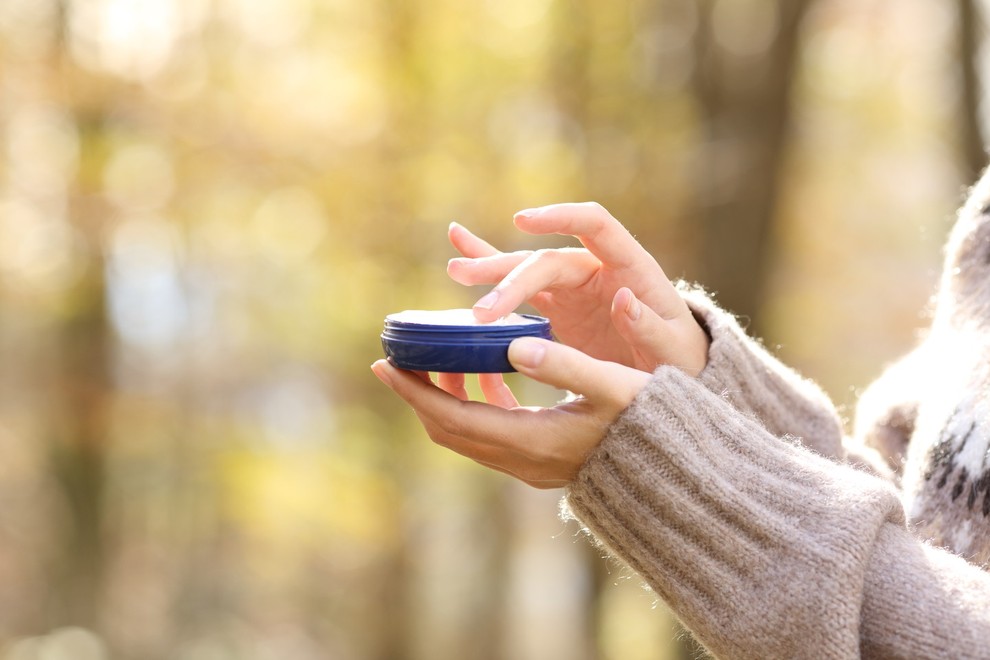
[{"left": 381, "top": 309, "right": 553, "bottom": 373}]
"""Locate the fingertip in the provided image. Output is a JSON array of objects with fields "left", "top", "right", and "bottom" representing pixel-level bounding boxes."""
[
  {"left": 448, "top": 221, "right": 472, "bottom": 251},
  {"left": 472, "top": 306, "right": 500, "bottom": 323},
  {"left": 507, "top": 336, "right": 549, "bottom": 371},
  {"left": 437, "top": 371, "right": 468, "bottom": 400},
  {"left": 447, "top": 257, "right": 475, "bottom": 284},
  {"left": 610, "top": 287, "right": 640, "bottom": 322},
  {"left": 371, "top": 359, "right": 394, "bottom": 386},
  {"left": 478, "top": 372, "right": 518, "bottom": 409},
  {"left": 513, "top": 206, "right": 547, "bottom": 231},
  {"left": 410, "top": 369, "right": 434, "bottom": 384},
  {"left": 625, "top": 291, "right": 642, "bottom": 321},
  {"left": 612, "top": 286, "right": 631, "bottom": 313},
  {"left": 472, "top": 290, "right": 501, "bottom": 322}
]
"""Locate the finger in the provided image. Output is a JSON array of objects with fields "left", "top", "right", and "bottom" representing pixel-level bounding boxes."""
[
  {"left": 507, "top": 337, "right": 650, "bottom": 409},
  {"left": 447, "top": 251, "right": 531, "bottom": 286},
  {"left": 411, "top": 369, "right": 434, "bottom": 384},
  {"left": 513, "top": 202, "right": 657, "bottom": 272},
  {"left": 479, "top": 373, "right": 519, "bottom": 409},
  {"left": 472, "top": 248, "right": 600, "bottom": 322},
  {"left": 610, "top": 287, "right": 708, "bottom": 376},
  {"left": 389, "top": 367, "right": 570, "bottom": 479},
  {"left": 371, "top": 359, "right": 530, "bottom": 449},
  {"left": 373, "top": 359, "right": 605, "bottom": 487},
  {"left": 610, "top": 287, "right": 676, "bottom": 370},
  {"left": 438, "top": 372, "right": 469, "bottom": 400},
  {"left": 448, "top": 222, "right": 500, "bottom": 258}
]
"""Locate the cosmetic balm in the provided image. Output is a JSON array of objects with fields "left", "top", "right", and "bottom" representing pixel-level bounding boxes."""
[{"left": 381, "top": 309, "right": 553, "bottom": 373}]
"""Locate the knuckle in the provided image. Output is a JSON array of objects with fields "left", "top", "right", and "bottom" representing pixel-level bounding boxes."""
[
  {"left": 585, "top": 212, "right": 613, "bottom": 240},
  {"left": 429, "top": 433, "right": 453, "bottom": 449},
  {"left": 517, "top": 464, "right": 545, "bottom": 485},
  {"left": 438, "top": 415, "right": 469, "bottom": 440},
  {"left": 424, "top": 422, "right": 455, "bottom": 449},
  {"left": 531, "top": 248, "right": 559, "bottom": 264},
  {"left": 582, "top": 201, "right": 607, "bottom": 215}
]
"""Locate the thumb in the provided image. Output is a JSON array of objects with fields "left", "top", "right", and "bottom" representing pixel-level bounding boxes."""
[
  {"left": 610, "top": 287, "right": 707, "bottom": 376},
  {"left": 507, "top": 337, "right": 649, "bottom": 408}
]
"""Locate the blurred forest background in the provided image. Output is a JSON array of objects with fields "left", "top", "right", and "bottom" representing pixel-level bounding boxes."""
[{"left": 0, "top": 0, "right": 985, "bottom": 658}]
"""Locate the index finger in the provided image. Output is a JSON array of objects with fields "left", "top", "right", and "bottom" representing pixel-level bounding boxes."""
[
  {"left": 449, "top": 221, "right": 500, "bottom": 258},
  {"left": 513, "top": 202, "right": 655, "bottom": 271}
]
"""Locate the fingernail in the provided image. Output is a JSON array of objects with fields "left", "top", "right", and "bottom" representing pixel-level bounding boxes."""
[
  {"left": 371, "top": 361, "right": 393, "bottom": 386},
  {"left": 449, "top": 221, "right": 461, "bottom": 232},
  {"left": 475, "top": 290, "right": 499, "bottom": 310},
  {"left": 626, "top": 294, "right": 641, "bottom": 321},
  {"left": 515, "top": 207, "right": 543, "bottom": 219},
  {"left": 509, "top": 337, "right": 546, "bottom": 369}
]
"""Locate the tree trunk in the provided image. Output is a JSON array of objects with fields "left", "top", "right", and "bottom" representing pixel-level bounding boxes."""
[
  {"left": 687, "top": 0, "right": 816, "bottom": 330},
  {"left": 46, "top": 0, "right": 112, "bottom": 631},
  {"left": 957, "top": 0, "right": 986, "bottom": 184},
  {"left": 48, "top": 262, "right": 111, "bottom": 629}
]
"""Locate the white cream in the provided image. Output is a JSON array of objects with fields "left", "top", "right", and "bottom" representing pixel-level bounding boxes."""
[{"left": 388, "top": 309, "right": 537, "bottom": 326}]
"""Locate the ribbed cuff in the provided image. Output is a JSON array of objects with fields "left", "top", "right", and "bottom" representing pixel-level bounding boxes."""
[
  {"left": 565, "top": 366, "right": 905, "bottom": 660},
  {"left": 678, "top": 284, "right": 844, "bottom": 458},
  {"left": 860, "top": 525, "right": 990, "bottom": 659}
]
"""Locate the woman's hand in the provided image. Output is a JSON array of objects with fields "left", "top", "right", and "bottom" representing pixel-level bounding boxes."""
[
  {"left": 371, "top": 337, "right": 651, "bottom": 488},
  {"left": 447, "top": 202, "right": 709, "bottom": 376}
]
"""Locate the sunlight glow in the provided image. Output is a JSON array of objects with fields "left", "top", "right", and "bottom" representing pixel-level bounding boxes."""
[
  {"left": 69, "top": 0, "right": 180, "bottom": 79},
  {"left": 6, "top": 105, "right": 79, "bottom": 197},
  {"left": 250, "top": 188, "right": 328, "bottom": 265},
  {"left": 712, "top": 0, "right": 779, "bottom": 58},
  {"left": 484, "top": 0, "right": 553, "bottom": 30},
  {"left": 221, "top": 0, "right": 312, "bottom": 48},
  {"left": 107, "top": 217, "right": 188, "bottom": 350},
  {"left": 0, "top": 199, "right": 83, "bottom": 293},
  {"left": 103, "top": 144, "right": 175, "bottom": 211}
]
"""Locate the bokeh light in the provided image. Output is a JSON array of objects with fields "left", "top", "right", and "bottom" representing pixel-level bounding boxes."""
[{"left": 0, "top": 0, "right": 982, "bottom": 658}]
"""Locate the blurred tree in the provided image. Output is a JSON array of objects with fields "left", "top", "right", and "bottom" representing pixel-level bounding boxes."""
[
  {"left": 45, "top": 3, "right": 111, "bottom": 630},
  {"left": 49, "top": 263, "right": 109, "bottom": 629},
  {"left": 373, "top": 2, "right": 516, "bottom": 659},
  {"left": 0, "top": 0, "right": 975, "bottom": 658},
  {"left": 686, "top": 0, "right": 816, "bottom": 329},
  {"left": 957, "top": 0, "right": 986, "bottom": 183}
]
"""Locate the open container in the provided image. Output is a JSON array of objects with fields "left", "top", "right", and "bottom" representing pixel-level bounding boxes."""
[{"left": 381, "top": 309, "right": 553, "bottom": 373}]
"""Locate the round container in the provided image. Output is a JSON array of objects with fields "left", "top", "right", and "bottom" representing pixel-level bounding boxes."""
[{"left": 381, "top": 309, "right": 553, "bottom": 373}]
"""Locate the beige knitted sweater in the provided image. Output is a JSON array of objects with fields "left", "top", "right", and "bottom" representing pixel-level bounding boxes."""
[{"left": 565, "top": 179, "right": 990, "bottom": 658}]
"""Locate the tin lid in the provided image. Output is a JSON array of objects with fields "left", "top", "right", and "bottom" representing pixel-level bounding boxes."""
[
  {"left": 380, "top": 309, "right": 553, "bottom": 372},
  {"left": 383, "top": 309, "right": 550, "bottom": 338},
  {"left": 385, "top": 309, "right": 542, "bottom": 328}
]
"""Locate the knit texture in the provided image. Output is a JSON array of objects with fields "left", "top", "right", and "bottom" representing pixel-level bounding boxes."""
[
  {"left": 680, "top": 285, "right": 894, "bottom": 481},
  {"left": 680, "top": 283, "right": 845, "bottom": 458},
  {"left": 858, "top": 174, "right": 990, "bottom": 565},
  {"left": 567, "top": 369, "right": 903, "bottom": 659},
  {"left": 563, "top": 175, "right": 990, "bottom": 658}
]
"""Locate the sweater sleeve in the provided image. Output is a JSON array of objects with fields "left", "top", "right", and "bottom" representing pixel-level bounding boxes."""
[
  {"left": 679, "top": 285, "right": 846, "bottom": 459},
  {"left": 564, "top": 366, "right": 990, "bottom": 660}
]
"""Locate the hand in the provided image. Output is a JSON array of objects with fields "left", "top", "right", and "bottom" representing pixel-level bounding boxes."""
[
  {"left": 447, "top": 202, "right": 709, "bottom": 376},
  {"left": 370, "top": 336, "right": 651, "bottom": 488}
]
